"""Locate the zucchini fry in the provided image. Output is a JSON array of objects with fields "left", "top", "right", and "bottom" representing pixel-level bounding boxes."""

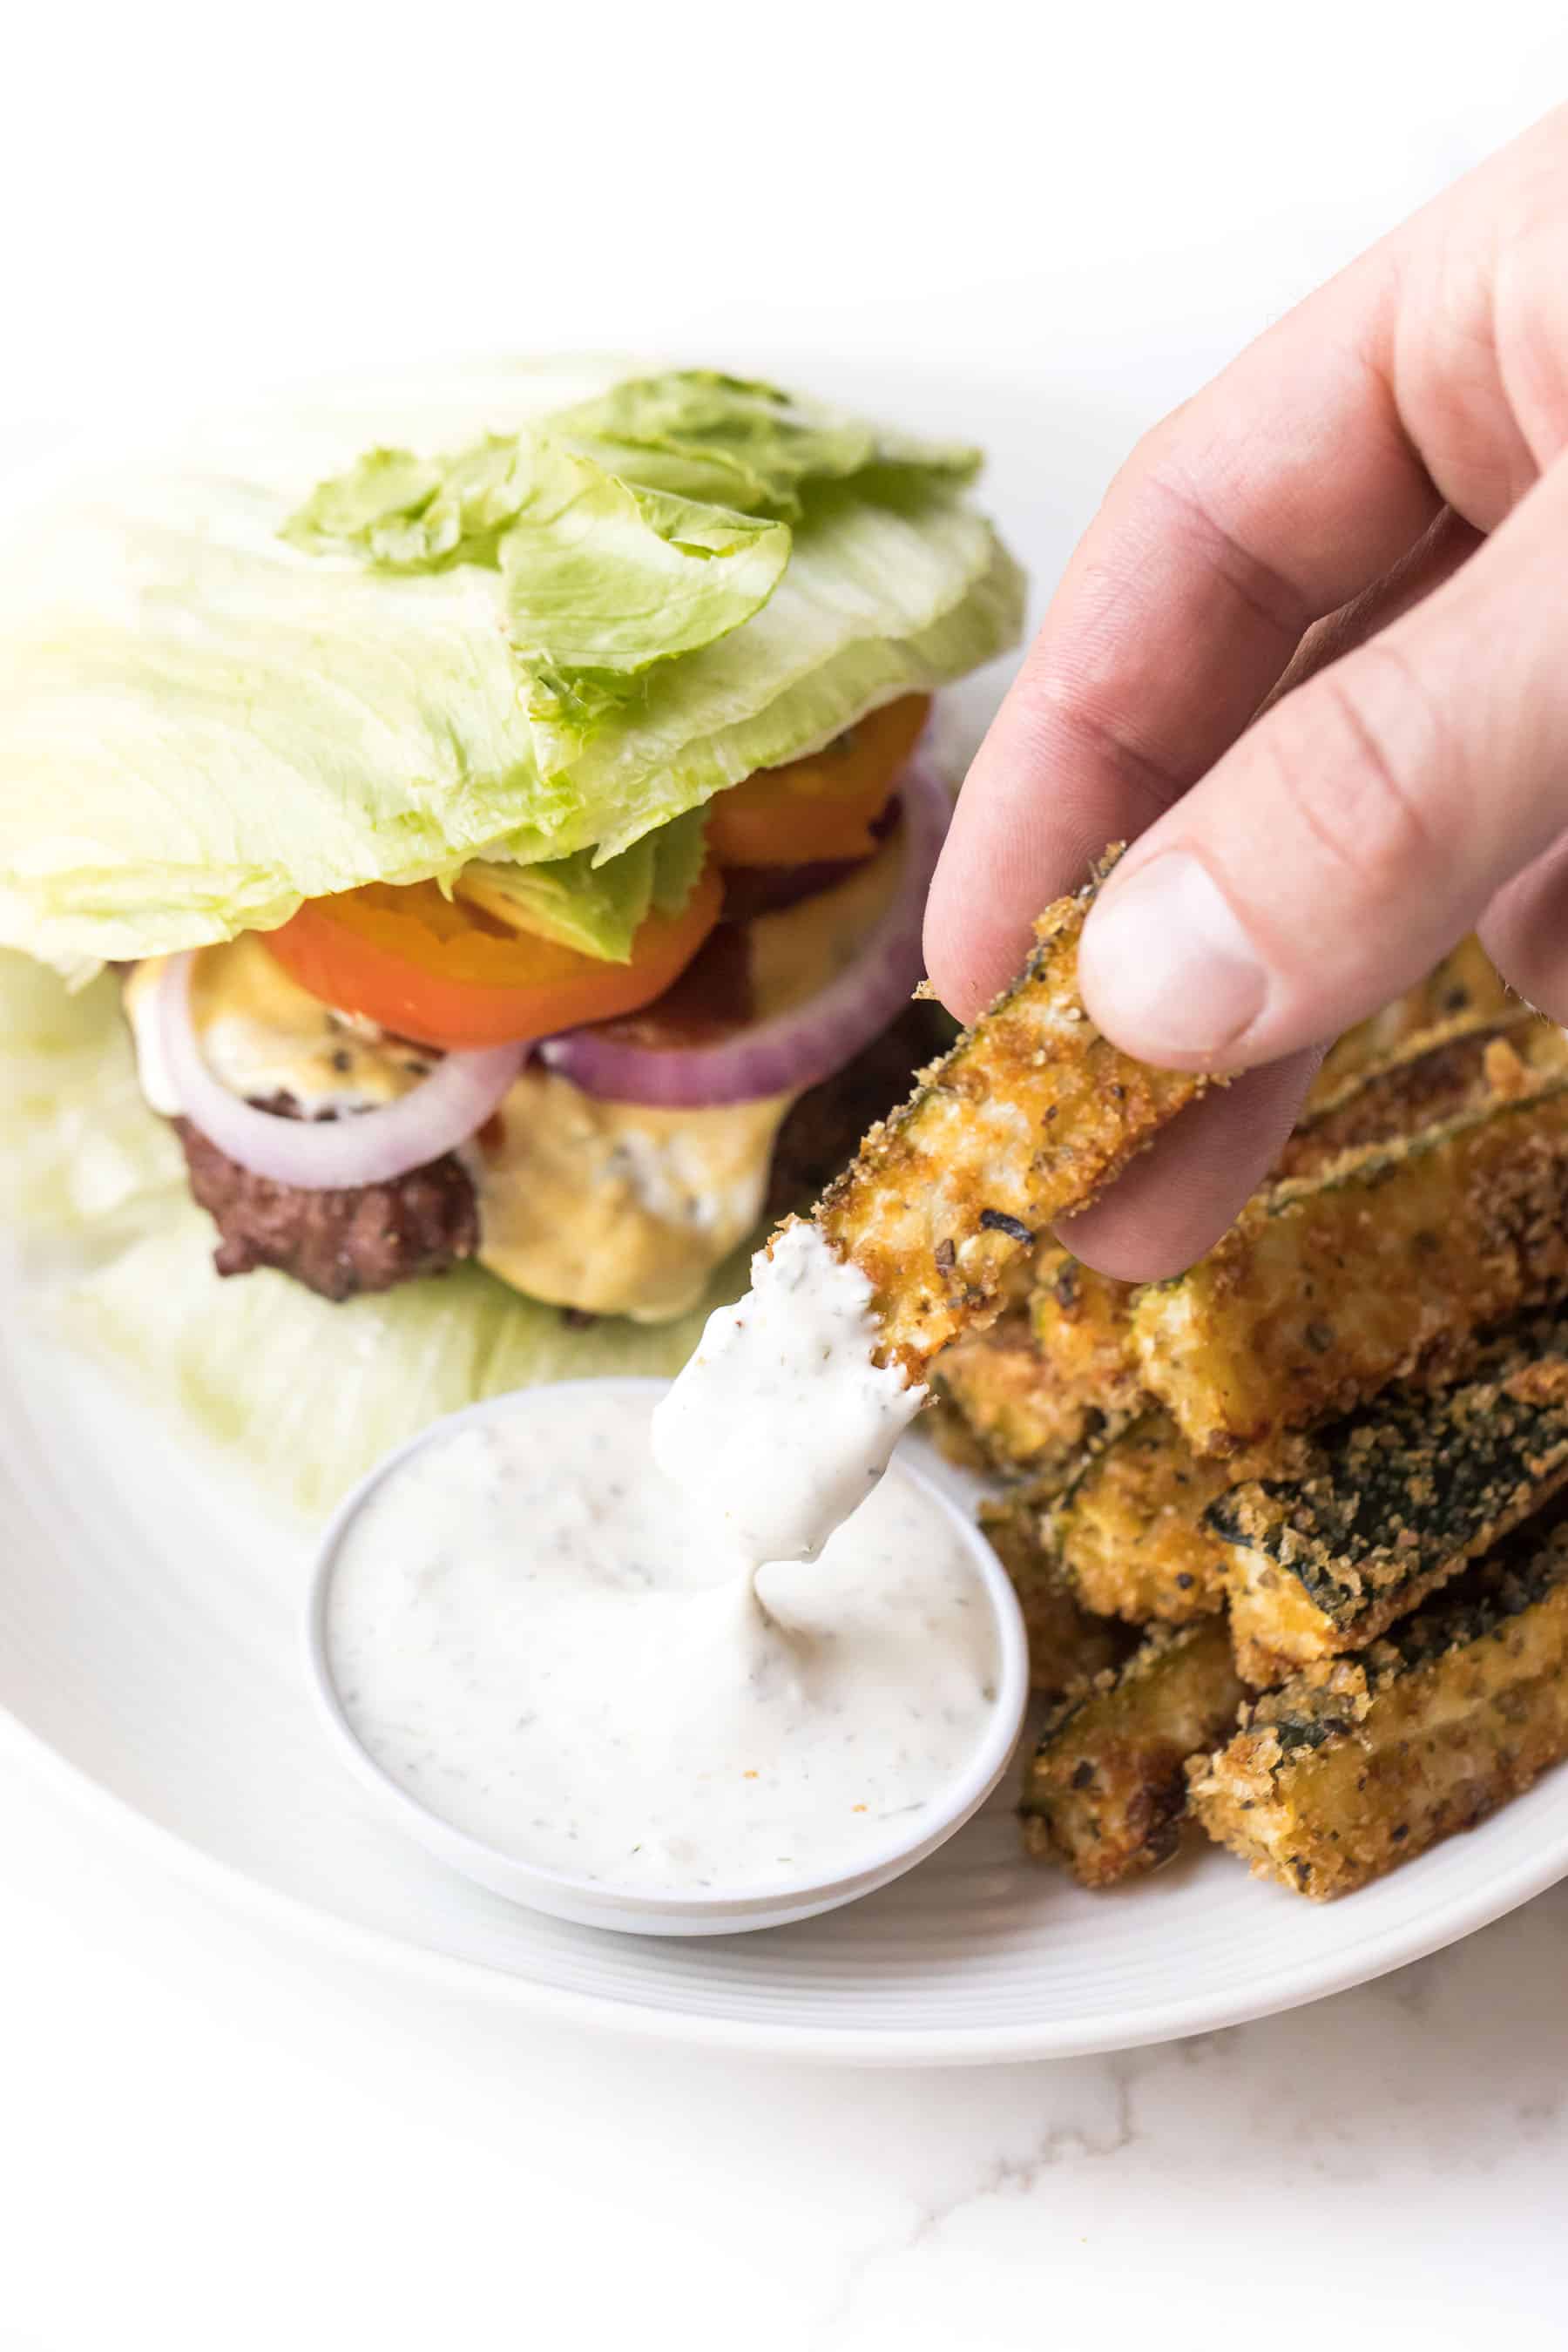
[
  {"left": 1048, "top": 1410, "right": 1240, "bottom": 1626},
  {"left": 1020, "top": 1617, "right": 1249, "bottom": 1887},
  {"left": 1190, "top": 1509, "right": 1568, "bottom": 1899},
  {"left": 816, "top": 857, "right": 1206, "bottom": 1383},
  {"left": 1026, "top": 1245, "right": 1141, "bottom": 1410},
  {"left": 1132, "top": 1071, "right": 1568, "bottom": 1454},
  {"left": 960, "top": 1020, "right": 1558, "bottom": 1465},
  {"left": 978, "top": 1494, "right": 1135, "bottom": 1699},
  {"left": 1308, "top": 936, "right": 1511, "bottom": 1101},
  {"left": 1279, "top": 1010, "right": 1565, "bottom": 1179},
  {"left": 1210, "top": 1341, "right": 1568, "bottom": 1681},
  {"left": 931, "top": 1311, "right": 1106, "bottom": 1479},
  {"left": 931, "top": 1249, "right": 1143, "bottom": 1484}
]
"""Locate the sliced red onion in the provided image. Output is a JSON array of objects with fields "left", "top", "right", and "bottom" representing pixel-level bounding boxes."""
[
  {"left": 157, "top": 953, "right": 524, "bottom": 1190},
  {"left": 539, "top": 758, "right": 953, "bottom": 1108}
]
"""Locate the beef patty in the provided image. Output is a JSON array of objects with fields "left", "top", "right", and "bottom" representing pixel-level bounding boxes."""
[{"left": 176, "top": 1098, "right": 478, "bottom": 1302}]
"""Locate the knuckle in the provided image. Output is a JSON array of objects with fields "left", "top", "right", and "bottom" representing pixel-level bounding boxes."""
[
  {"left": 1105, "top": 410, "right": 1310, "bottom": 649},
  {"left": 1139, "top": 456, "right": 1308, "bottom": 644},
  {"left": 1004, "top": 659, "right": 1187, "bottom": 824}
]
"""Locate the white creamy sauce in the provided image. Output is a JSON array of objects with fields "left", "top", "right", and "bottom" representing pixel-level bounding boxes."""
[
  {"left": 651, "top": 1221, "right": 927, "bottom": 1565},
  {"left": 327, "top": 1380, "right": 998, "bottom": 1892}
]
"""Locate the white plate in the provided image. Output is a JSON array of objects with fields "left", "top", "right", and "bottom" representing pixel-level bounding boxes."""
[
  {"left": 5, "top": 1294, "right": 1568, "bottom": 2067},
  {"left": 4, "top": 362, "right": 1567, "bottom": 2064}
]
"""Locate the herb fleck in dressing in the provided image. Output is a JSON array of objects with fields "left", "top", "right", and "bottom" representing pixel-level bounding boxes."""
[{"left": 328, "top": 1354, "right": 997, "bottom": 1893}]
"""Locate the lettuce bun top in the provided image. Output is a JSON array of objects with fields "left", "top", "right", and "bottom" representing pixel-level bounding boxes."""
[{"left": 0, "top": 361, "right": 1024, "bottom": 973}]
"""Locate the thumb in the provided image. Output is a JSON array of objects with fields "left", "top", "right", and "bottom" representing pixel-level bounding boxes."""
[{"left": 1078, "top": 457, "right": 1568, "bottom": 1071}]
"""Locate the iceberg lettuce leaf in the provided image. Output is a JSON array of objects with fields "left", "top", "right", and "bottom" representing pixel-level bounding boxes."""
[
  {"left": 288, "top": 428, "right": 793, "bottom": 686},
  {"left": 580, "top": 517, "right": 1024, "bottom": 862},
  {"left": 453, "top": 800, "right": 707, "bottom": 962},
  {"left": 55, "top": 1219, "right": 747, "bottom": 1520},
  {"left": 456, "top": 837, "right": 657, "bottom": 963},
  {"left": 499, "top": 464, "right": 790, "bottom": 678},
  {"left": 0, "top": 952, "right": 184, "bottom": 1232},
  {"left": 280, "top": 444, "right": 448, "bottom": 558},
  {"left": 0, "top": 363, "right": 1023, "bottom": 970},
  {"left": 650, "top": 808, "right": 708, "bottom": 917},
  {"left": 548, "top": 368, "right": 982, "bottom": 520}
]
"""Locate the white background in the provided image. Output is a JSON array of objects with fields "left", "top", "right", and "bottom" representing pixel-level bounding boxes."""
[{"left": 6, "top": 6, "right": 1568, "bottom": 2347}]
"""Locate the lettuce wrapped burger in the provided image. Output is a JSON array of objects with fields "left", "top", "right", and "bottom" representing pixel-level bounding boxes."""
[{"left": 0, "top": 362, "right": 1023, "bottom": 1497}]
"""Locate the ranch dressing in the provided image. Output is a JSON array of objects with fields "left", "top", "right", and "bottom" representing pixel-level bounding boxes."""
[
  {"left": 327, "top": 1375, "right": 998, "bottom": 1892},
  {"left": 652, "top": 1220, "right": 926, "bottom": 1564}
]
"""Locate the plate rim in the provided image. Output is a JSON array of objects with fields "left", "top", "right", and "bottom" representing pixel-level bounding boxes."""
[{"left": 6, "top": 1685, "right": 1565, "bottom": 2068}]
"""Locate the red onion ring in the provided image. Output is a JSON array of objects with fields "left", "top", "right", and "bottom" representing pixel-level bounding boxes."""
[
  {"left": 538, "top": 758, "right": 953, "bottom": 1108},
  {"left": 157, "top": 953, "right": 525, "bottom": 1189}
]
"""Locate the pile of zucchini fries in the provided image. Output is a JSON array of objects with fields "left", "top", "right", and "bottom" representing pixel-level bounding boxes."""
[{"left": 827, "top": 885, "right": 1568, "bottom": 1902}]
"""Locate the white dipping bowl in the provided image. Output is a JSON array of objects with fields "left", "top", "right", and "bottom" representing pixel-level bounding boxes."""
[{"left": 304, "top": 1377, "right": 1029, "bottom": 1938}]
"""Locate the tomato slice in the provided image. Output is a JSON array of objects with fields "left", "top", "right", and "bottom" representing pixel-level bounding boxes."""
[
  {"left": 706, "top": 693, "right": 930, "bottom": 867},
  {"left": 261, "top": 867, "right": 722, "bottom": 1051}
]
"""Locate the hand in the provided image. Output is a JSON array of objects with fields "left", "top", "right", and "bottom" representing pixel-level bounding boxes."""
[{"left": 924, "top": 106, "right": 1568, "bottom": 1281}]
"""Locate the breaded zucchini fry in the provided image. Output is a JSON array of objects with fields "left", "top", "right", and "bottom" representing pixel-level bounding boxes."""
[
  {"left": 1020, "top": 1617, "right": 1249, "bottom": 1887},
  {"left": 1308, "top": 936, "right": 1512, "bottom": 1101},
  {"left": 1026, "top": 1245, "right": 1141, "bottom": 1411},
  {"left": 1190, "top": 1510, "right": 1568, "bottom": 1899},
  {"left": 932, "top": 1249, "right": 1142, "bottom": 1484},
  {"left": 1210, "top": 1341, "right": 1568, "bottom": 1681},
  {"left": 1013, "top": 1017, "right": 1565, "bottom": 1480},
  {"left": 931, "top": 1311, "right": 1106, "bottom": 1479},
  {"left": 978, "top": 1494, "right": 1135, "bottom": 1698},
  {"left": 816, "top": 858, "right": 1206, "bottom": 1382},
  {"left": 1048, "top": 1410, "right": 1240, "bottom": 1626},
  {"left": 1132, "top": 1072, "right": 1568, "bottom": 1454},
  {"left": 1279, "top": 1010, "right": 1565, "bottom": 1179}
]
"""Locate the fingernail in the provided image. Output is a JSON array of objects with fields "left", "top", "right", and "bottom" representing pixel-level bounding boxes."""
[{"left": 1079, "top": 853, "right": 1266, "bottom": 1062}]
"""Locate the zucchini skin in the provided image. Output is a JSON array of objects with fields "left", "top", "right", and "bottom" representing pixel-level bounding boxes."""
[
  {"left": 1210, "top": 1340, "right": 1568, "bottom": 1681},
  {"left": 1190, "top": 1510, "right": 1568, "bottom": 1899},
  {"left": 1132, "top": 1071, "right": 1568, "bottom": 1455},
  {"left": 978, "top": 1495, "right": 1136, "bottom": 1700},
  {"left": 1020, "top": 1617, "right": 1249, "bottom": 1888},
  {"left": 815, "top": 855, "right": 1206, "bottom": 1384},
  {"left": 1278, "top": 1010, "right": 1564, "bottom": 1179}
]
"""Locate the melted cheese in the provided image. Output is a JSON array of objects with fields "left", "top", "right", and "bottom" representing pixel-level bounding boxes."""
[
  {"left": 124, "top": 939, "right": 428, "bottom": 1119},
  {"left": 470, "top": 1072, "right": 789, "bottom": 1320},
  {"left": 122, "top": 835, "right": 907, "bottom": 1321},
  {"left": 472, "top": 838, "right": 906, "bottom": 1318}
]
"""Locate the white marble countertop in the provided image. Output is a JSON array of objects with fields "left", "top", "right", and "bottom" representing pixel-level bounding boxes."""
[{"left": 7, "top": 10, "right": 1568, "bottom": 2345}]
